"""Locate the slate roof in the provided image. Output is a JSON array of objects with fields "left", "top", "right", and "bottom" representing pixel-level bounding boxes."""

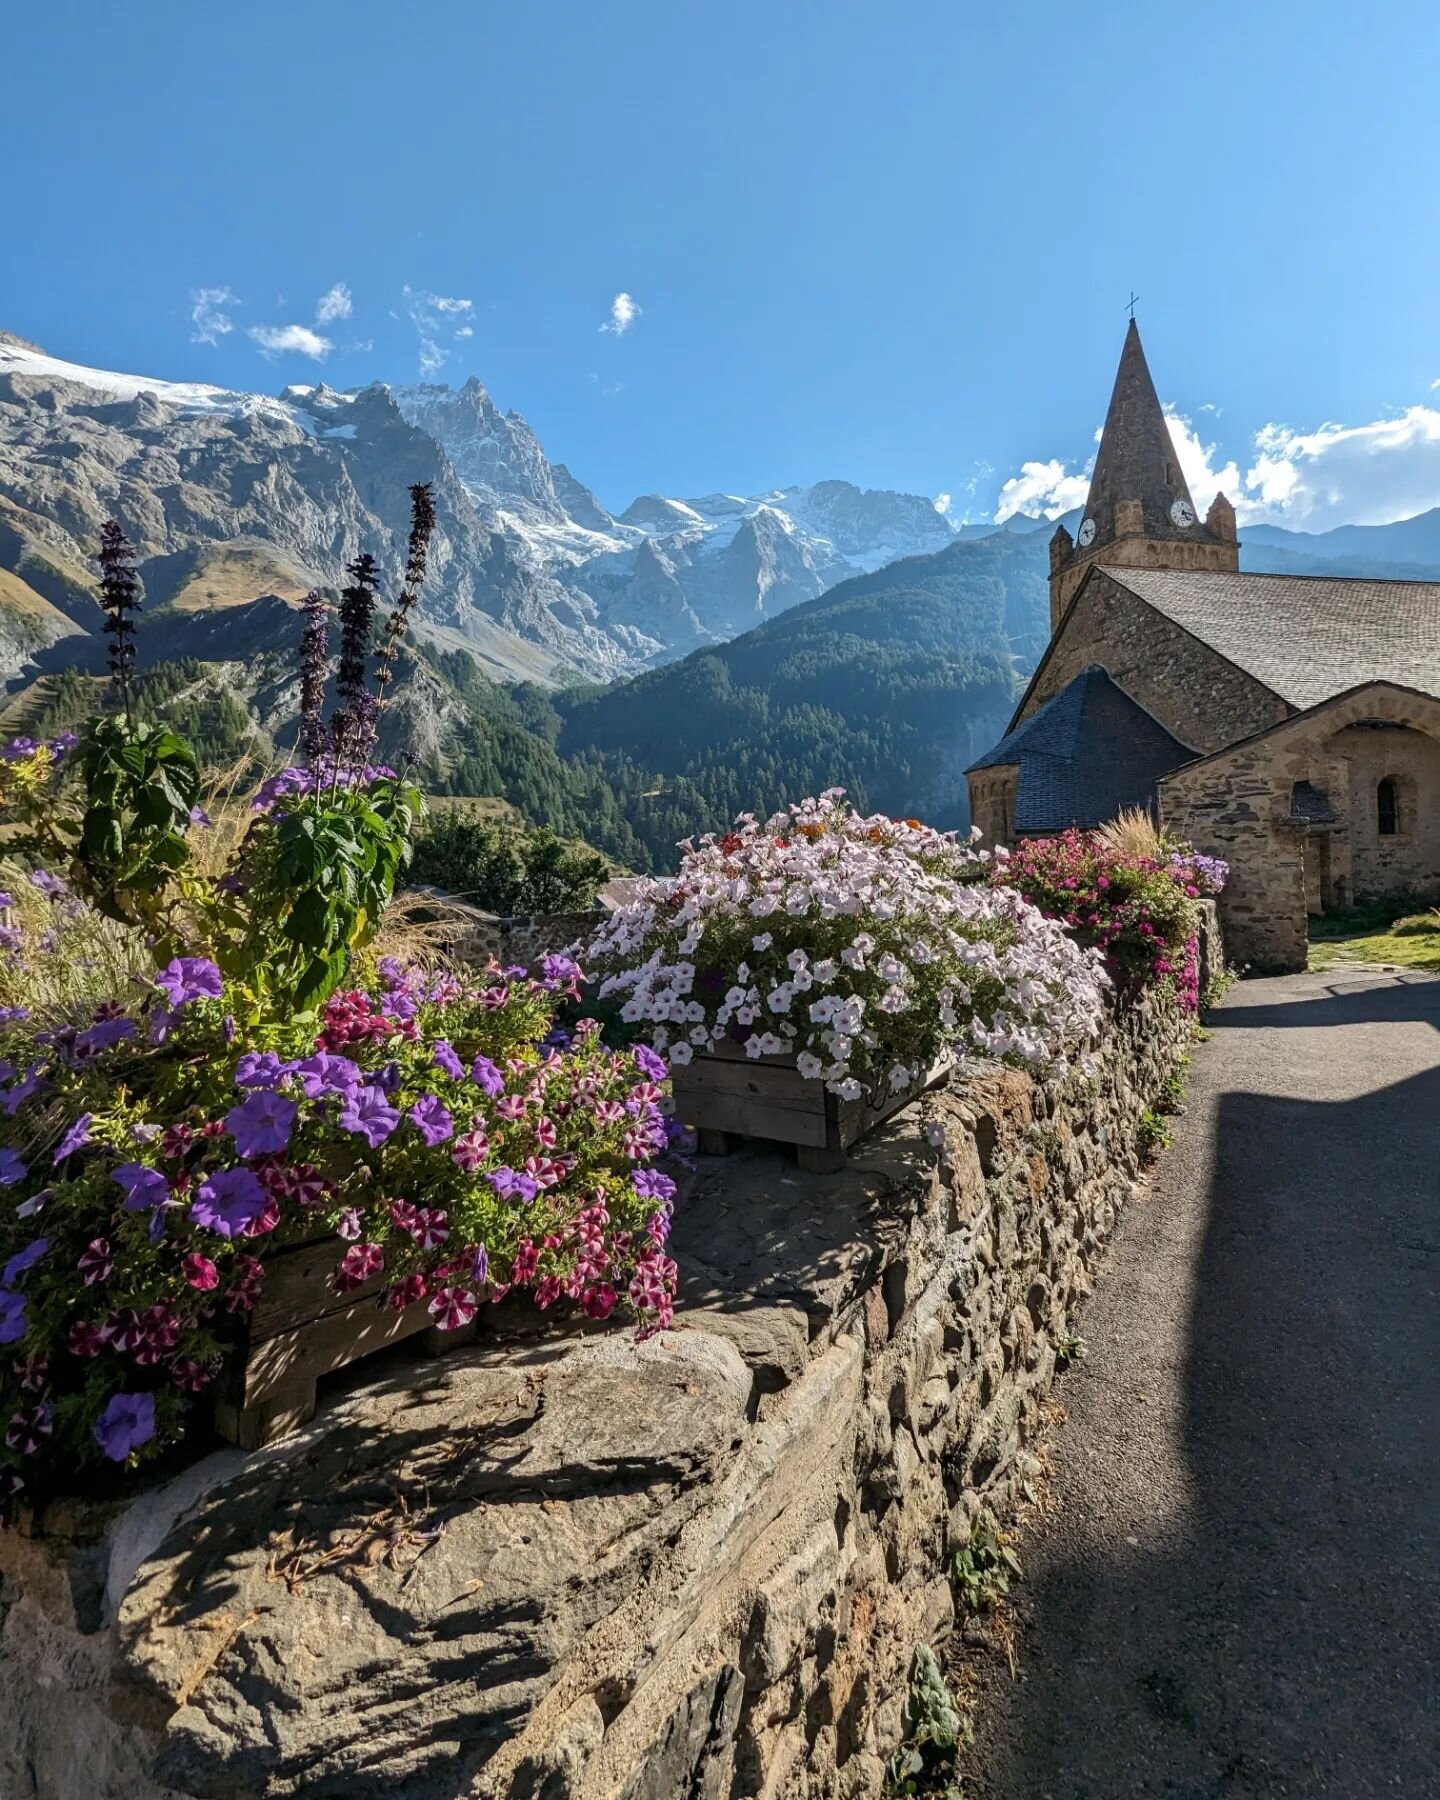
[
  {"left": 1108, "top": 566, "right": 1440, "bottom": 708},
  {"left": 967, "top": 665, "right": 1193, "bottom": 832}
]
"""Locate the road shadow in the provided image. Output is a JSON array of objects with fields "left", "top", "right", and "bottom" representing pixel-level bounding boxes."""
[{"left": 982, "top": 977, "right": 1440, "bottom": 1797}]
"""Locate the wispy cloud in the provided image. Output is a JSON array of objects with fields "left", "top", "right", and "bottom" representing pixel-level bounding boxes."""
[
  {"left": 315, "top": 282, "right": 353, "bottom": 326},
  {"left": 403, "top": 287, "right": 475, "bottom": 376},
  {"left": 933, "top": 492, "right": 952, "bottom": 516},
  {"left": 600, "top": 291, "right": 640, "bottom": 336},
  {"left": 245, "top": 282, "right": 364, "bottom": 362},
  {"left": 248, "top": 322, "right": 333, "bottom": 361},
  {"left": 190, "top": 287, "right": 238, "bottom": 345}
]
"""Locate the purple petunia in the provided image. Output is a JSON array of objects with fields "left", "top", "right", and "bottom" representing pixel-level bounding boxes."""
[
  {"left": 486, "top": 1166, "right": 540, "bottom": 1205},
  {"left": 1, "top": 1239, "right": 47, "bottom": 1286},
  {"left": 0, "top": 1147, "right": 25, "bottom": 1186},
  {"left": 226, "top": 1090, "right": 298, "bottom": 1158},
  {"left": 2, "top": 1068, "right": 45, "bottom": 1118},
  {"left": 154, "top": 956, "right": 223, "bottom": 1010},
  {"left": 29, "top": 868, "right": 67, "bottom": 900},
  {"left": 471, "top": 1055, "right": 505, "bottom": 1099},
  {"left": 632, "top": 1168, "right": 678, "bottom": 1204},
  {"left": 470, "top": 1244, "right": 490, "bottom": 1287},
  {"left": 0, "top": 1288, "right": 27, "bottom": 1344},
  {"left": 290, "top": 1052, "right": 362, "bottom": 1099},
  {"left": 53, "top": 1113, "right": 92, "bottom": 1163},
  {"left": 339, "top": 1084, "right": 400, "bottom": 1148},
  {"left": 539, "top": 952, "right": 582, "bottom": 988},
  {"left": 633, "top": 1044, "right": 669, "bottom": 1084},
  {"left": 190, "top": 1167, "right": 268, "bottom": 1238},
  {"left": 432, "top": 1040, "right": 464, "bottom": 1081},
  {"left": 73, "top": 1017, "right": 136, "bottom": 1060},
  {"left": 189, "top": 805, "right": 213, "bottom": 828},
  {"left": 408, "top": 1095, "right": 454, "bottom": 1146},
  {"left": 93, "top": 1391, "right": 156, "bottom": 1463},
  {"left": 233, "top": 1050, "right": 296, "bottom": 1091},
  {"left": 112, "top": 1162, "right": 170, "bottom": 1212}
]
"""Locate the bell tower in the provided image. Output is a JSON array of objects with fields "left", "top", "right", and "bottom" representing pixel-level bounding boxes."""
[{"left": 1049, "top": 318, "right": 1238, "bottom": 631}]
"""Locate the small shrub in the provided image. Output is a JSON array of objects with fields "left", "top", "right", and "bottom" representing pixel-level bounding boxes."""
[
  {"left": 950, "top": 1513, "right": 1022, "bottom": 1612},
  {"left": 884, "top": 1644, "right": 969, "bottom": 1797},
  {"left": 1056, "top": 1331, "right": 1088, "bottom": 1366},
  {"left": 410, "top": 814, "right": 609, "bottom": 916},
  {"left": 1136, "top": 1109, "right": 1173, "bottom": 1160}
]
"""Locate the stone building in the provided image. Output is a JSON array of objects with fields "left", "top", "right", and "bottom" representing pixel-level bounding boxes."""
[{"left": 966, "top": 320, "right": 1440, "bottom": 970}]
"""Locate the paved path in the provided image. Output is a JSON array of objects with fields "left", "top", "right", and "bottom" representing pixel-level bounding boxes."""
[{"left": 975, "top": 970, "right": 1440, "bottom": 1799}]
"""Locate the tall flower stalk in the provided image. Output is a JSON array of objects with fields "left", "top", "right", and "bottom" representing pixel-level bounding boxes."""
[
  {"left": 297, "top": 589, "right": 329, "bottom": 766},
  {"left": 97, "top": 521, "right": 141, "bottom": 724},
  {"left": 374, "top": 484, "right": 436, "bottom": 712},
  {"left": 329, "top": 553, "right": 380, "bottom": 771}
]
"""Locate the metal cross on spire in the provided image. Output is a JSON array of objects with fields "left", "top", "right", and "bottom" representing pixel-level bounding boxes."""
[{"left": 1126, "top": 291, "right": 1140, "bottom": 320}]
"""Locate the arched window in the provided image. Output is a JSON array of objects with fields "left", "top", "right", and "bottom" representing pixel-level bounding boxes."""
[{"left": 1377, "top": 777, "right": 1399, "bottom": 836}]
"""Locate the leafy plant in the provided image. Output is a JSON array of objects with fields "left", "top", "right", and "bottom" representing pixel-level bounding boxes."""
[
  {"left": 76, "top": 716, "right": 201, "bottom": 928},
  {"left": 950, "top": 1514, "right": 1022, "bottom": 1613},
  {"left": 1136, "top": 1108, "right": 1173, "bottom": 1159},
  {"left": 885, "top": 1644, "right": 968, "bottom": 1797},
  {"left": 1056, "top": 1331, "right": 1088, "bottom": 1366}
]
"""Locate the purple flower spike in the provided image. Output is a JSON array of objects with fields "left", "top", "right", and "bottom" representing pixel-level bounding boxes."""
[{"left": 93, "top": 1392, "right": 156, "bottom": 1463}]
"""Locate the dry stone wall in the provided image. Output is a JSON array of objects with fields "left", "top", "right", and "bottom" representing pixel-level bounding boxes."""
[{"left": 0, "top": 985, "right": 1200, "bottom": 1800}]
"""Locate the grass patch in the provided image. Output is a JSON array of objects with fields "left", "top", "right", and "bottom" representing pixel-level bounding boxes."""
[{"left": 1308, "top": 898, "right": 1440, "bottom": 973}]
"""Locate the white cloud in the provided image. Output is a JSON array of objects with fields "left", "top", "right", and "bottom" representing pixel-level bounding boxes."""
[
  {"left": 315, "top": 282, "right": 353, "bottom": 325},
  {"left": 601, "top": 291, "right": 640, "bottom": 336},
  {"left": 190, "top": 286, "right": 237, "bottom": 345},
  {"left": 994, "top": 458, "right": 1092, "bottom": 523},
  {"left": 933, "top": 492, "right": 952, "bottom": 516},
  {"left": 994, "top": 393, "right": 1440, "bottom": 534},
  {"left": 248, "top": 323, "right": 333, "bottom": 360},
  {"left": 403, "top": 287, "right": 475, "bottom": 376}
]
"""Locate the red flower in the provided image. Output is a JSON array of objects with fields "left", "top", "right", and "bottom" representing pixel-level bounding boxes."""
[
  {"left": 78, "top": 1237, "right": 113, "bottom": 1285},
  {"left": 67, "top": 1320, "right": 104, "bottom": 1358},
  {"left": 183, "top": 1253, "right": 219, "bottom": 1290},
  {"left": 427, "top": 1285, "right": 477, "bottom": 1331},
  {"left": 332, "top": 1242, "right": 384, "bottom": 1292}
]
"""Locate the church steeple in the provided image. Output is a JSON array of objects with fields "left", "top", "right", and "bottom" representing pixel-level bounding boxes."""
[{"left": 1048, "top": 318, "right": 1238, "bottom": 630}]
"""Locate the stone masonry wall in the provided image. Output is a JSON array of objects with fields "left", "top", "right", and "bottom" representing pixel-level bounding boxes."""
[
  {"left": 1163, "top": 684, "right": 1440, "bottom": 970},
  {"left": 0, "top": 984, "right": 1201, "bottom": 1800},
  {"left": 1023, "top": 571, "right": 1288, "bottom": 756}
]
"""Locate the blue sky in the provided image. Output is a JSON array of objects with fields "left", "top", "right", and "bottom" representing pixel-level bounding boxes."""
[{"left": 6, "top": 0, "right": 1440, "bottom": 528}]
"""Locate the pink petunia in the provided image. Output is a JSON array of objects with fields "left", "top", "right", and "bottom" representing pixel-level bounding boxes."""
[{"left": 427, "top": 1285, "right": 477, "bottom": 1331}]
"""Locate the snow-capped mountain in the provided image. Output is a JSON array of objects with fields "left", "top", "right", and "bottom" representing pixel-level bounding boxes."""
[
  {"left": 0, "top": 333, "right": 965, "bottom": 695},
  {"left": 391, "top": 372, "right": 961, "bottom": 645}
]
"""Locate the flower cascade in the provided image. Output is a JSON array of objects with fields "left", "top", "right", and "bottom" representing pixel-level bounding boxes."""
[
  {"left": 585, "top": 791, "right": 1110, "bottom": 1100},
  {"left": 0, "top": 950, "right": 679, "bottom": 1496},
  {"left": 994, "top": 830, "right": 1228, "bottom": 1013}
]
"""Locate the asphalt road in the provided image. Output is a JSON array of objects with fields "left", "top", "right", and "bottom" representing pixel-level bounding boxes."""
[{"left": 973, "top": 970, "right": 1440, "bottom": 1800}]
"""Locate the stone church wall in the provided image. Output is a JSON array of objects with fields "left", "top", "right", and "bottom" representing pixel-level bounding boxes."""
[
  {"left": 0, "top": 987, "right": 1198, "bottom": 1800},
  {"left": 1326, "top": 722, "right": 1440, "bottom": 899},
  {"left": 1162, "top": 685, "right": 1440, "bottom": 970},
  {"left": 1022, "top": 572, "right": 1288, "bottom": 756}
]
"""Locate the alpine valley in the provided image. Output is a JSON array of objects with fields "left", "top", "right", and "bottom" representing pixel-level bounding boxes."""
[{"left": 5, "top": 328, "right": 1440, "bottom": 871}]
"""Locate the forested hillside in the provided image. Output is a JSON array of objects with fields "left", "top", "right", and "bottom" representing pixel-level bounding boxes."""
[{"left": 431, "top": 531, "right": 1044, "bottom": 870}]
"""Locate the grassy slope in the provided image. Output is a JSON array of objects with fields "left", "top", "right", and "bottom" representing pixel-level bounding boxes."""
[{"left": 1307, "top": 895, "right": 1440, "bottom": 972}]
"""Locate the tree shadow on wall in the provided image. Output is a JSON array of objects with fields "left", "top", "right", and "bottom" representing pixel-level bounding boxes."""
[{"left": 984, "top": 977, "right": 1440, "bottom": 1798}]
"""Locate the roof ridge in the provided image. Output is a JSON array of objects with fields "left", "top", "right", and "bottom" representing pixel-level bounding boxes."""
[{"left": 1103, "top": 563, "right": 1440, "bottom": 592}]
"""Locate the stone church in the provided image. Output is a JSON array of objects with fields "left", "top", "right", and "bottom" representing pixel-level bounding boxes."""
[{"left": 966, "top": 321, "right": 1440, "bottom": 972}]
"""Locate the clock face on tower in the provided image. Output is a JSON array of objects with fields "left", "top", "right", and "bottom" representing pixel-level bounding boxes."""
[
  {"left": 1077, "top": 518, "right": 1096, "bottom": 547},
  {"left": 1170, "top": 498, "right": 1196, "bottom": 528}
]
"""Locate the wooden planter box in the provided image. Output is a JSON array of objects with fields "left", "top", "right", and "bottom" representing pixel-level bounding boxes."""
[
  {"left": 213, "top": 1239, "right": 476, "bottom": 1450},
  {"left": 671, "top": 1040, "right": 949, "bottom": 1172}
]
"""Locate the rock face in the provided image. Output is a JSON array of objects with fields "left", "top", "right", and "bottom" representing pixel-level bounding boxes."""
[{"left": 0, "top": 983, "right": 1199, "bottom": 1799}]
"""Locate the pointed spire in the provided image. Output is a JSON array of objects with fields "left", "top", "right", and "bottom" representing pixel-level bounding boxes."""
[{"left": 1077, "top": 319, "right": 1199, "bottom": 549}]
